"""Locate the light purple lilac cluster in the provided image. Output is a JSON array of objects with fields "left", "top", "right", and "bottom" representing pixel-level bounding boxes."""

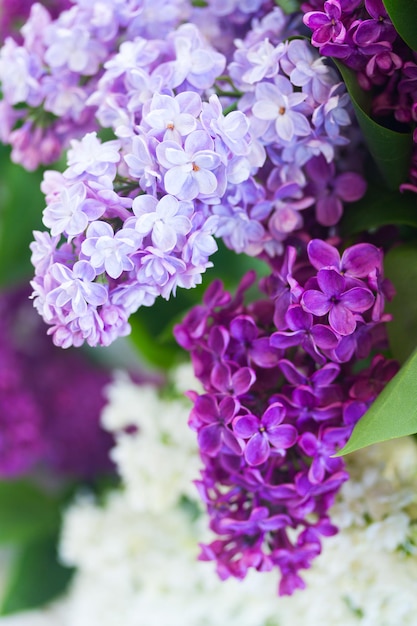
[
  {"left": 174, "top": 238, "right": 397, "bottom": 595},
  {"left": 0, "top": 284, "right": 115, "bottom": 479},
  {"left": 0, "top": 0, "right": 192, "bottom": 169},
  {"left": 302, "top": 0, "right": 417, "bottom": 191},
  {"left": 26, "top": 2, "right": 368, "bottom": 348}
]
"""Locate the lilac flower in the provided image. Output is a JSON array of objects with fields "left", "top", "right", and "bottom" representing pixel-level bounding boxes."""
[
  {"left": 135, "top": 246, "right": 187, "bottom": 298},
  {"left": 43, "top": 183, "right": 105, "bottom": 236},
  {"left": 241, "top": 39, "right": 286, "bottom": 85},
  {"left": 212, "top": 205, "right": 265, "bottom": 255},
  {"left": 301, "top": 268, "right": 375, "bottom": 336},
  {"left": 304, "top": 1, "right": 346, "bottom": 47},
  {"left": 353, "top": 0, "right": 395, "bottom": 46},
  {"left": 202, "top": 94, "right": 252, "bottom": 158},
  {"left": 81, "top": 221, "right": 141, "bottom": 279},
  {"left": 312, "top": 83, "right": 351, "bottom": 142},
  {"left": 192, "top": 394, "right": 242, "bottom": 457},
  {"left": 42, "top": 181, "right": 105, "bottom": 237},
  {"left": 271, "top": 304, "right": 339, "bottom": 363},
  {"left": 0, "top": 38, "right": 43, "bottom": 105},
  {"left": 298, "top": 425, "right": 349, "bottom": 483},
  {"left": 156, "top": 130, "right": 225, "bottom": 201},
  {"left": 252, "top": 77, "right": 311, "bottom": 143},
  {"left": 30, "top": 230, "right": 62, "bottom": 276},
  {"left": 155, "top": 23, "right": 226, "bottom": 91},
  {"left": 233, "top": 403, "right": 297, "bottom": 466},
  {"left": 46, "top": 261, "right": 108, "bottom": 317},
  {"left": 307, "top": 238, "right": 382, "bottom": 279},
  {"left": 305, "top": 155, "right": 367, "bottom": 226},
  {"left": 175, "top": 246, "right": 395, "bottom": 595},
  {"left": 130, "top": 194, "right": 192, "bottom": 252},
  {"left": 65, "top": 133, "right": 121, "bottom": 180},
  {"left": 143, "top": 91, "right": 201, "bottom": 142},
  {"left": 44, "top": 23, "right": 107, "bottom": 75},
  {"left": 280, "top": 39, "right": 337, "bottom": 104},
  {"left": 182, "top": 213, "right": 218, "bottom": 266},
  {"left": 123, "top": 134, "right": 162, "bottom": 194}
]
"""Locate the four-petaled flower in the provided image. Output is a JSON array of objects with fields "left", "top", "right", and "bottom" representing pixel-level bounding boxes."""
[
  {"left": 233, "top": 403, "right": 298, "bottom": 466},
  {"left": 192, "top": 394, "right": 242, "bottom": 457},
  {"left": 301, "top": 268, "right": 375, "bottom": 336}
]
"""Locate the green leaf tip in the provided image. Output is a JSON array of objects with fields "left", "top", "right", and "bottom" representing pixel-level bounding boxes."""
[{"left": 336, "top": 347, "right": 417, "bottom": 456}]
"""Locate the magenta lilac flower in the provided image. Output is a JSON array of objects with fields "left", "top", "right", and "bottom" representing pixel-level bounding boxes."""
[{"left": 174, "top": 238, "right": 397, "bottom": 595}]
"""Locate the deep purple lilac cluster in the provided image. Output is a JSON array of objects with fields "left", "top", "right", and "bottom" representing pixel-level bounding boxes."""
[
  {"left": 302, "top": 0, "right": 417, "bottom": 191},
  {"left": 0, "top": 285, "right": 115, "bottom": 479},
  {"left": 25, "top": 2, "right": 367, "bottom": 348},
  {"left": 174, "top": 238, "right": 398, "bottom": 595}
]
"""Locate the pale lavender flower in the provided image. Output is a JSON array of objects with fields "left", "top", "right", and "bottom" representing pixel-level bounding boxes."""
[
  {"left": 0, "top": 38, "right": 43, "bottom": 106},
  {"left": 253, "top": 76, "right": 311, "bottom": 143},
  {"left": 131, "top": 194, "right": 192, "bottom": 252},
  {"left": 123, "top": 134, "right": 162, "bottom": 194},
  {"left": 156, "top": 130, "right": 225, "bottom": 201},
  {"left": 280, "top": 39, "right": 338, "bottom": 104},
  {"left": 182, "top": 212, "right": 219, "bottom": 267},
  {"left": 44, "top": 23, "right": 107, "bottom": 75},
  {"left": 46, "top": 260, "right": 108, "bottom": 317},
  {"left": 65, "top": 133, "right": 121, "bottom": 180},
  {"left": 30, "top": 231, "right": 65, "bottom": 277},
  {"left": 240, "top": 39, "right": 286, "bottom": 85},
  {"left": 143, "top": 91, "right": 201, "bottom": 142},
  {"left": 81, "top": 221, "right": 141, "bottom": 279},
  {"left": 202, "top": 94, "right": 252, "bottom": 157},
  {"left": 212, "top": 205, "right": 265, "bottom": 255},
  {"left": 154, "top": 23, "right": 226, "bottom": 91},
  {"left": 312, "top": 83, "right": 351, "bottom": 142},
  {"left": 43, "top": 182, "right": 105, "bottom": 237}
]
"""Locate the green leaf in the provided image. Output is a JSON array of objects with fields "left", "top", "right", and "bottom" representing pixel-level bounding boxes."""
[
  {"left": 129, "top": 313, "right": 180, "bottom": 369},
  {"left": 334, "top": 61, "right": 413, "bottom": 191},
  {"left": 341, "top": 185, "right": 417, "bottom": 235},
  {"left": 383, "top": 0, "right": 417, "bottom": 52},
  {"left": 0, "top": 146, "right": 45, "bottom": 286},
  {"left": 337, "top": 347, "right": 417, "bottom": 455},
  {"left": 0, "top": 481, "right": 61, "bottom": 545},
  {"left": 0, "top": 535, "right": 74, "bottom": 615},
  {"left": 274, "top": 0, "right": 300, "bottom": 13},
  {"left": 384, "top": 243, "right": 417, "bottom": 363}
]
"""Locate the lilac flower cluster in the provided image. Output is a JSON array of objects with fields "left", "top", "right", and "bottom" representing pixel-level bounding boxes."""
[
  {"left": 0, "top": 284, "right": 115, "bottom": 479},
  {"left": 25, "top": 2, "right": 369, "bottom": 348},
  {"left": 174, "top": 238, "right": 397, "bottom": 595},
  {"left": 0, "top": 0, "right": 192, "bottom": 169},
  {"left": 302, "top": 0, "right": 401, "bottom": 90}
]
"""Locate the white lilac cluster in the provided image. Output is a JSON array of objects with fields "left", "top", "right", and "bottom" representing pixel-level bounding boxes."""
[
  {"left": 25, "top": 3, "right": 364, "bottom": 349},
  {"left": 1, "top": 370, "right": 416, "bottom": 626}
]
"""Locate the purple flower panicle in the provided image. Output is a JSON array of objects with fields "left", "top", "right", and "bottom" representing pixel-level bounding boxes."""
[{"left": 174, "top": 238, "right": 397, "bottom": 595}]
